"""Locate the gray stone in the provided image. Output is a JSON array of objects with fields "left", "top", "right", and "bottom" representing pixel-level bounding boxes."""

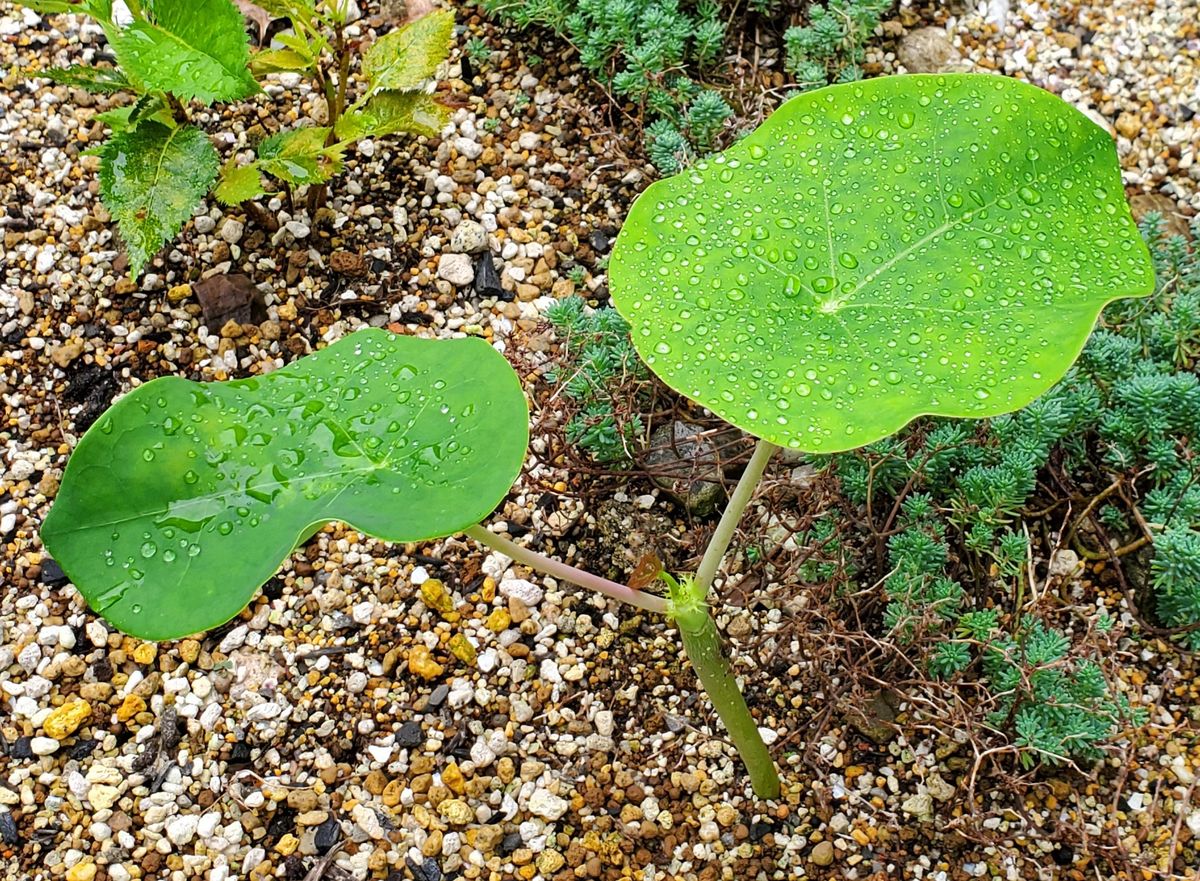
[
  {"left": 644, "top": 421, "right": 733, "bottom": 517},
  {"left": 450, "top": 219, "right": 488, "bottom": 254},
  {"left": 897, "top": 27, "right": 960, "bottom": 73},
  {"left": 437, "top": 253, "right": 474, "bottom": 286}
]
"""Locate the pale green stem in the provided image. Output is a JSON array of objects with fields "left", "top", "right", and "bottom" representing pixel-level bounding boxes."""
[
  {"left": 693, "top": 438, "right": 780, "bottom": 595},
  {"left": 464, "top": 524, "right": 668, "bottom": 615},
  {"left": 671, "top": 581, "right": 781, "bottom": 799}
]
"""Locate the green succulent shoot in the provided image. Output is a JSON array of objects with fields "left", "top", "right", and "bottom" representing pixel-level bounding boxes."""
[{"left": 41, "top": 74, "right": 1155, "bottom": 802}]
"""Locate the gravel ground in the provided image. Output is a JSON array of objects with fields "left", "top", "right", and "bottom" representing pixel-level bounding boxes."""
[{"left": 1, "top": 2, "right": 1198, "bottom": 881}]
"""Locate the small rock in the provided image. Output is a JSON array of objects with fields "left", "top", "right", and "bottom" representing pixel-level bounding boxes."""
[
  {"left": 897, "top": 27, "right": 959, "bottom": 73},
  {"left": 219, "top": 218, "right": 244, "bottom": 243},
  {"left": 450, "top": 220, "right": 488, "bottom": 254},
  {"left": 396, "top": 721, "right": 423, "bottom": 748},
  {"left": 437, "top": 799, "right": 473, "bottom": 825},
  {"left": 166, "top": 814, "right": 199, "bottom": 846},
  {"left": 644, "top": 421, "right": 730, "bottom": 516},
  {"left": 528, "top": 789, "right": 569, "bottom": 822},
  {"left": 437, "top": 253, "right": 474, "bottom": 286},
  {"left": 30, "top": 737, "right": 59, "bottom": 756},
  {"left": 809, "top": 840, "right": 835, "bottom": 866},
  {"left": 499, "top": 577, "right": 543, "bottom": 608},
  {"left": 474, "top": 251, "right": 506, "bottom": 299},
  {"left": 408, "top": 646, "right": 444, "bottom": 680},
  {"left": 66, "top": 861, "right": 97, "bottom": 881},
  {"left": 42, "top": 700, "right": 91, "bottom": 740},
  {"left": 330, "top": 250, "right": 369, "bottom": 276},
  {"left": 49, "top": 339, "right": 85, "bottom": 368},
  {"left": 88, "top": 784, "right": 120, "bottom": 811},
  {"left": 1114, "top": 111, "right": 1140, "bottom": 140},
  {"left": 901, "top": 790, "right": 934, "bottom": 822}
]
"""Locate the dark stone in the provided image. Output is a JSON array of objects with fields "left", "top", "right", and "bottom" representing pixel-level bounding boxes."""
[
  {"left": 193, "top": 272, "right": 267, "bottom": 329},
  {"left": 643, "top": 421, "right": 733, "bottom": 517},
  {"left": 89, "top": 657, "right": 114, "bottom": 682},
  {"left": 267, "top": 806, "right": 296, "bottom": 842},
  {"left": 589, "top": 230, "right": 610, "bottom": 253},
  {"left": 426, "top": 684, "right": 449, "bottom": 708},
  {"left": 314, "top": 816, "right": 341, "bottom": 853},
  {"left": 749, "top": 821, "right": 773, "bottom": 842},
  {"left": 0, "top": 811, "right": 18, "bottom": 845},
  {"left": 406, "top": 857, "right": 442, "bottom": 881},
  {"left": 10, "top": 737, "right": 32, "bottom": 760},
  {"left": 229, "top": 740, "right": 253, "bottom": 764},
  {"left": 39, "top": 558, "right": 68, "bottom": 586},
  {"left": 847, "top": 689, "right": 900, "bottom": 745},
  {"left": 282, "top": 855, "right": 307, "bottom": 880},
  {"left": 396, "top": 721, "right": 423, "bottom": 749},
  {"left": 1051, "top": 845, "right": 1074, "bottom": 867},
  {"left": 61, "top": 363, "right": 118, "bottom": 432},
  {"left": 69, "top": 738, "right": 99, "bottom": 760},
  {"left": 474, "top": 251, "right": 506, "bottom": 300},
  {"left": 499, "top": 831, "right": 523, "bottom": 855}
]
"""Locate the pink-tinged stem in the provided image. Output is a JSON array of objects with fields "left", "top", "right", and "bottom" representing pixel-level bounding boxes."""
[{"left": 464, "top": 524, "right": 669, "bottom": 615}]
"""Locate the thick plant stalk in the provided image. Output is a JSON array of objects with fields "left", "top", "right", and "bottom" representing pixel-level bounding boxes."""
[
  {"left": 694, "top": 438, "right": 780, "bottom": 595},
  {"left": 464, "top": 524, "right": 668, "bottom": 615},
  {"left": 671, "top": 580, "right": 781, "bottom": 799}
]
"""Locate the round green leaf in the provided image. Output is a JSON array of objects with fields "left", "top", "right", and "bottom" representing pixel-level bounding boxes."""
[
  {"left": 610, "top": 74, "right": 1155, "bottom": 453},
  {"left": 41, "top": 331, "right": 529, "bottom": 640}
]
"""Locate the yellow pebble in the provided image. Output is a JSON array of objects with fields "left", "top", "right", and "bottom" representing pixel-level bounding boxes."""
[
  {"left": 448, "top": 633, "right": 476, "bottom": 665},
  {"left": 66, "top": 861, "right": 97, "bottom": 881},
  {"left": 442, "top": 761, "right": 466, "bottom": 795},
  {"left": 43, "top": 700, "right": 91, "bottom": 740},
  {"left": 484, "top": 609, "right": 511, "bottom": 633},
  {"left": 275, "top": 834, "right": 299, "bottom": 856},
  {"left": 116, "top": 694, "right": 147, "bottom": 722},
  {"left": 420, "top": 579, "right": 457, "bottom": 619},
  {"left": 408, "top": 646, "right": 444, "bottom": 681},
  {"left": 132, "top": 643, "right": 157, "bottom": 665}
]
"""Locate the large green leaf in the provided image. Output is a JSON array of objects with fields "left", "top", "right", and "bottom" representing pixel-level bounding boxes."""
[
  {"left": 41, "top": 331, "right": 530, "bottom": 640},
  {"left": 609, "top": 74, "right": 1155, "bottom": 453},
  {"left": 256, "top": 126, "right": 345, "bottom": 185},
  {"left": 110, "top": 0, "right": 259, "bottom": 104},
  {"left": 335, "top": 92, "right": 450, "bottom": 141},
  {"left": 98, "top": 121, "right": 218, "bottom": 277},
  {"left": 362, "top": 9, "right": 454, "bottom": 93}
]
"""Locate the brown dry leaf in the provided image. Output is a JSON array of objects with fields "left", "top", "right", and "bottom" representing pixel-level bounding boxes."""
[
  {"left": 629, "top": 552, "right": 664, "bottom": 589},
  {"left": 235, "top": 0, "right": 275, "bottom": 44}
]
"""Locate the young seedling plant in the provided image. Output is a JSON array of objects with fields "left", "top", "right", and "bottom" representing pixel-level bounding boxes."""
[
  {"left": 20, "top": 0, "right": 453, "bottom": 276},
  {"left": 41, "top": 74, "right": 1153, "bottom": 800}
]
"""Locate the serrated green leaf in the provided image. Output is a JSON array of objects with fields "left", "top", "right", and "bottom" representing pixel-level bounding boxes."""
[
  {"left": 249, "top": 47, "right": 312, "bottom": 75},
  {"left": 40, "top": 65, "right": 131, "bottom": 94},
  {"left": 257, "top": 126, "right": 344, "bottom": 185},
  {"left": 93, "top": 94, "right": 175, "bottom": 133},
  {"left": 214, "top": 159, "right": 266, "bottom": 205},
  {"left": 609, "top": 74, "right": 1155, "bottom": 454},
  {"left": 41, "top": 330, "right": 530, "bottom": 640},
  {"left": 110, "top": 0, "right": 259, "bottom": 105},
  {"left": 363, "top": 8, "right": 454, "bottom": 93},
  {"left": 98, "top": 121, "right": 218, "bottom": 277},
  {"left": 17, "top": 1, "right": 79, "bottom": 13},
  {"left": 335, "top": 91, "right": 450, "bottom": 141}
]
